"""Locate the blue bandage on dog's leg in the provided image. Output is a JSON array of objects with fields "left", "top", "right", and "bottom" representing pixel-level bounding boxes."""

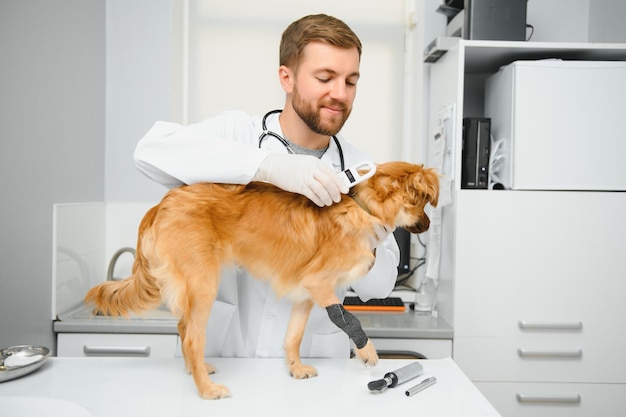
[{"left": 325, "top": 304, "right": 368, "bottom": 349}]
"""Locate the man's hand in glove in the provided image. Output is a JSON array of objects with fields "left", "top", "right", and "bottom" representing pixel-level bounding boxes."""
[{"left": 254, "top": 153, "right": 349, "bottom": 207}]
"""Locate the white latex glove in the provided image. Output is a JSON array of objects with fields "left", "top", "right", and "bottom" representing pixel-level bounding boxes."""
[{"left": 254, "top": 153, "right": 349, "bottom": 207}]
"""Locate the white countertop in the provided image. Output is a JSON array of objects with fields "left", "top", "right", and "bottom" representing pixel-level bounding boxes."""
[
  {"left": 54, "top": 303, "right": 454, "bottom": 339},
  {"left": 0, "top": 357, "right": 500, "bottom": 417}
]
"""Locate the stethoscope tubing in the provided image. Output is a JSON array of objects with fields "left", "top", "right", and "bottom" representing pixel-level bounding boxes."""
[{"left": 258, "top": 109, "right": 345, "bottom": 171}]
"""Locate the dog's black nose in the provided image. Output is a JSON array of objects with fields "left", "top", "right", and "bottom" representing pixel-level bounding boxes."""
[{"left": 405, "top": 216, "right": 430, "bottom": 234}]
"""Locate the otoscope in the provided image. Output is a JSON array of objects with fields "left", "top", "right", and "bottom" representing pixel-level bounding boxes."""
[{"left": 367, "top": 362, "right": 424, "bottom": 393}]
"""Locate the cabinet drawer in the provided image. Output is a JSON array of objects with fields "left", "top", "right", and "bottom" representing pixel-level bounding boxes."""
[
  {"left": 57, "top": 333, "right": 178, "bottom": 358},
  {"left": 454, "top": 337, "right": 626, "bottom": 383},
  {"left": 453, "top": 191, "right": 626, "bottom": 338},
  {"left": 372, "top": 338, "right": 452, "bottom": 359},
  {"left": 476, "top": 381, "right": 626, "bottom": 417}
]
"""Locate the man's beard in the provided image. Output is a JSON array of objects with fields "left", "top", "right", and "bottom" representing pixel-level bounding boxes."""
[{"left": 292, "top": 88, "right": 351, "bottom": 136}]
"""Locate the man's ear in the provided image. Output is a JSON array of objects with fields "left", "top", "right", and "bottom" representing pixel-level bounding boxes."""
[{"left": 278, "top": 65, "right": 294, "bottom": 94}]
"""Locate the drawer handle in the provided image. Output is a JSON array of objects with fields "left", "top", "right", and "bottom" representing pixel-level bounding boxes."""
[
  {"left": 517, "top": 348, "right": 582, "bottom": 358},
  {"left": 83, "top": 345, "right": 151, "bottom": 356},
  {"left": 518, "top": 321, "right": 582, "bottom": 331},
  {"left": 516, "top": 393, "right": 581, "bottom": 404}
]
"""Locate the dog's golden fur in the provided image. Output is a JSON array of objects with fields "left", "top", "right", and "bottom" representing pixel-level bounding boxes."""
[{"left": 85, "top": 161, "right": 438, "bottom": 399}]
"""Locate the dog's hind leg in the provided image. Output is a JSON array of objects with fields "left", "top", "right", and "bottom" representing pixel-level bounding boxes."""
[
  {"left": 178, "top": 268, "right": 230, "bottom": 399},
  {"left": 178, "top": 319, "right": 189, "bottom": 370},
  {"left": 284, "top": 300, "right": 318, "bottom": 379},
  {"left": 177, "top": 318, "right": 216, "bottom": 376}
]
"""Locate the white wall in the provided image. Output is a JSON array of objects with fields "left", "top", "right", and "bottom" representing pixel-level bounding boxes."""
[
  {"left": 526, "top": 0, "right": 591, "bottom": 42},
  {"left": 415, "top": 0, "right": 449, "bottom": 161},
  {"left": 188, "top": 1, "right": 406, "bottom": 163},
  {"left": 527, "top": 0, "right": 626, "bottom": 43},
  {"left": 105, "top": 0, "right": 409, "bottom": 202},
  {"left": 105, "top": 0, "right": 180, "bottom": 202},
  {"left": 0, "top": 0, "right": 105, "bottom": 351},
  {"left": 589, "top": 0, "right": 626, "bottom": 42}
]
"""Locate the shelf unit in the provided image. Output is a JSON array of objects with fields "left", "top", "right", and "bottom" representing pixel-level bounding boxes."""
[{"left": 426, "top": 39, "right": 626, "bottom": 417}]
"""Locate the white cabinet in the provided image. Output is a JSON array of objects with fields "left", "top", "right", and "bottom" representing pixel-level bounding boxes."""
[
  {"left": 57, "top": 333, "right": 178, "bottom": 358},
  {"left": 477, "top": 381, "right": 626, "bottom": 417},
  {"left": 426, "top": 39, "right": 626, "bottom": 417},
  {"left": 453, "top": 191, "right": 626, "bottom": 385}
]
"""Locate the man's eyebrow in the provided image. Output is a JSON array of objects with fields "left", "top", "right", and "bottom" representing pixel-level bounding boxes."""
[{"left": 315, "top": 68, "right": 361, "bottom": 78}]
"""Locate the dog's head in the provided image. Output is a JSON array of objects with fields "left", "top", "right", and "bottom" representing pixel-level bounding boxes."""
[{"left": 352, "top": 162, "right": 439, "bottom": 234}]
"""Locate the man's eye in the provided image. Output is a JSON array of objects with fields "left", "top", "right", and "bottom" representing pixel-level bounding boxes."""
[{"left": 317, "top": 78, "right": 330, "bottom": 83}]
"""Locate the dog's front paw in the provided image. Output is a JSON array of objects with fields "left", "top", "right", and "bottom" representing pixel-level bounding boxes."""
[
  {"left": 289, "top": 363, "right": 318, "bottom": 379},
  {"left": 198, "top": 383, "right": 231, "bottom": 400},
  {"left": 355, "top": 339, "right": 378, "bottom": 366}
]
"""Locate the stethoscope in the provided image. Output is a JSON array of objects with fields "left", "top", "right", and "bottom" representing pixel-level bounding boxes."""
[{"left": 258, "top": 109, "right": 345, "bottom": 171}]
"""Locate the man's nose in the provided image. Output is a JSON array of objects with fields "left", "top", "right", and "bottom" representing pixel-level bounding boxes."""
[{"left": 329, "top": 81, "right": 348, "bottom": 101}]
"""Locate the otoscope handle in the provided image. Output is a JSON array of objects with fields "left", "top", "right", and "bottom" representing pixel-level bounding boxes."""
[
  {"left": 385, "top": 362, "right": 424, "bottom": 387},
  {"left": 368, "top": 361, "right": 424, "bottom": 392}
]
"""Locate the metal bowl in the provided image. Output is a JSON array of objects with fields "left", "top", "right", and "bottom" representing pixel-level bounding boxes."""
[{"left": 0, "top": 345, "right": 51, "bottom": 383}]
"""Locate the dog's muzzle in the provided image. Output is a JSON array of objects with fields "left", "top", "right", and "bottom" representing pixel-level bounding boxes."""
[{"left": 404, "top": 216, "right": 430, "bottom": 235}]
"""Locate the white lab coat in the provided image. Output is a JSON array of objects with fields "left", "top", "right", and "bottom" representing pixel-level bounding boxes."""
[{"left": 134, "top": 110, "right": 400, "bottom": 358}]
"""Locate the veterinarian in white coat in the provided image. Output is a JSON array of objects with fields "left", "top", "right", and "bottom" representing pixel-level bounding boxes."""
[{"left": 133, "top": 14, "right": 399, "bottom": 359}]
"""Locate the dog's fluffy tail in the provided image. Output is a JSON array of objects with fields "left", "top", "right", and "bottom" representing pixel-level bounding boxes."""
[{"left": 84, "top": 206, "right": 162, "bottom": 316}]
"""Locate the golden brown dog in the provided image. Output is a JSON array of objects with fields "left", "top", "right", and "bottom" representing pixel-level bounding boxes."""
[{"left": 85, "top": 161, "right": 438, "bottom": 399}]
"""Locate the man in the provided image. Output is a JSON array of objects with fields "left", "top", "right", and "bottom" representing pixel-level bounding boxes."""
[{"left": 134, "top": 14, "right": 399, "bottom": 358}]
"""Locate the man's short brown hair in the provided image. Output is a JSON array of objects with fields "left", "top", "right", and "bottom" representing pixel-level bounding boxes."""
[{"left": 279, "top": 14, "right": 362, "bottom": 69}]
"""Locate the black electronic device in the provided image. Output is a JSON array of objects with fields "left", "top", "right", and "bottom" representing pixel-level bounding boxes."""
[
  {"left": 461, "top": 118, "right": 491, "bottom": 189},
  {"left": 393, "top": 227, "right": 411, "bottom": 275},
  {"left": 444, "top": 0, "right": 527, "bottom": 41},
  {"left": 343, "top": 296, "right": 405, "bottom": 312},
  {"left": 464, "top": 0, "right": 527, "bottom": 41}
]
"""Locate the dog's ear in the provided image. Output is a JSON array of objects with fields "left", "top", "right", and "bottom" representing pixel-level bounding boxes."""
[
  {"left": 423, "top": 167, "right": 440, "bottom": 208},
  {"left": 410, "top": 166, "right": 439, "bottom": 208}
]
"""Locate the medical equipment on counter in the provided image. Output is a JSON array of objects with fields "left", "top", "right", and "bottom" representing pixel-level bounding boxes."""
[
  {"left": 0, "top": 345, "right": 51, "bottom": 382},
  {"left": 258, "top": 109, "right": 346, "bottom": 171},
  {"left": 405, "top": 376, "right": 437, "bottom": 397},
  {"left": 367, "top": 361, "right": 423, "bottom": 393}
]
